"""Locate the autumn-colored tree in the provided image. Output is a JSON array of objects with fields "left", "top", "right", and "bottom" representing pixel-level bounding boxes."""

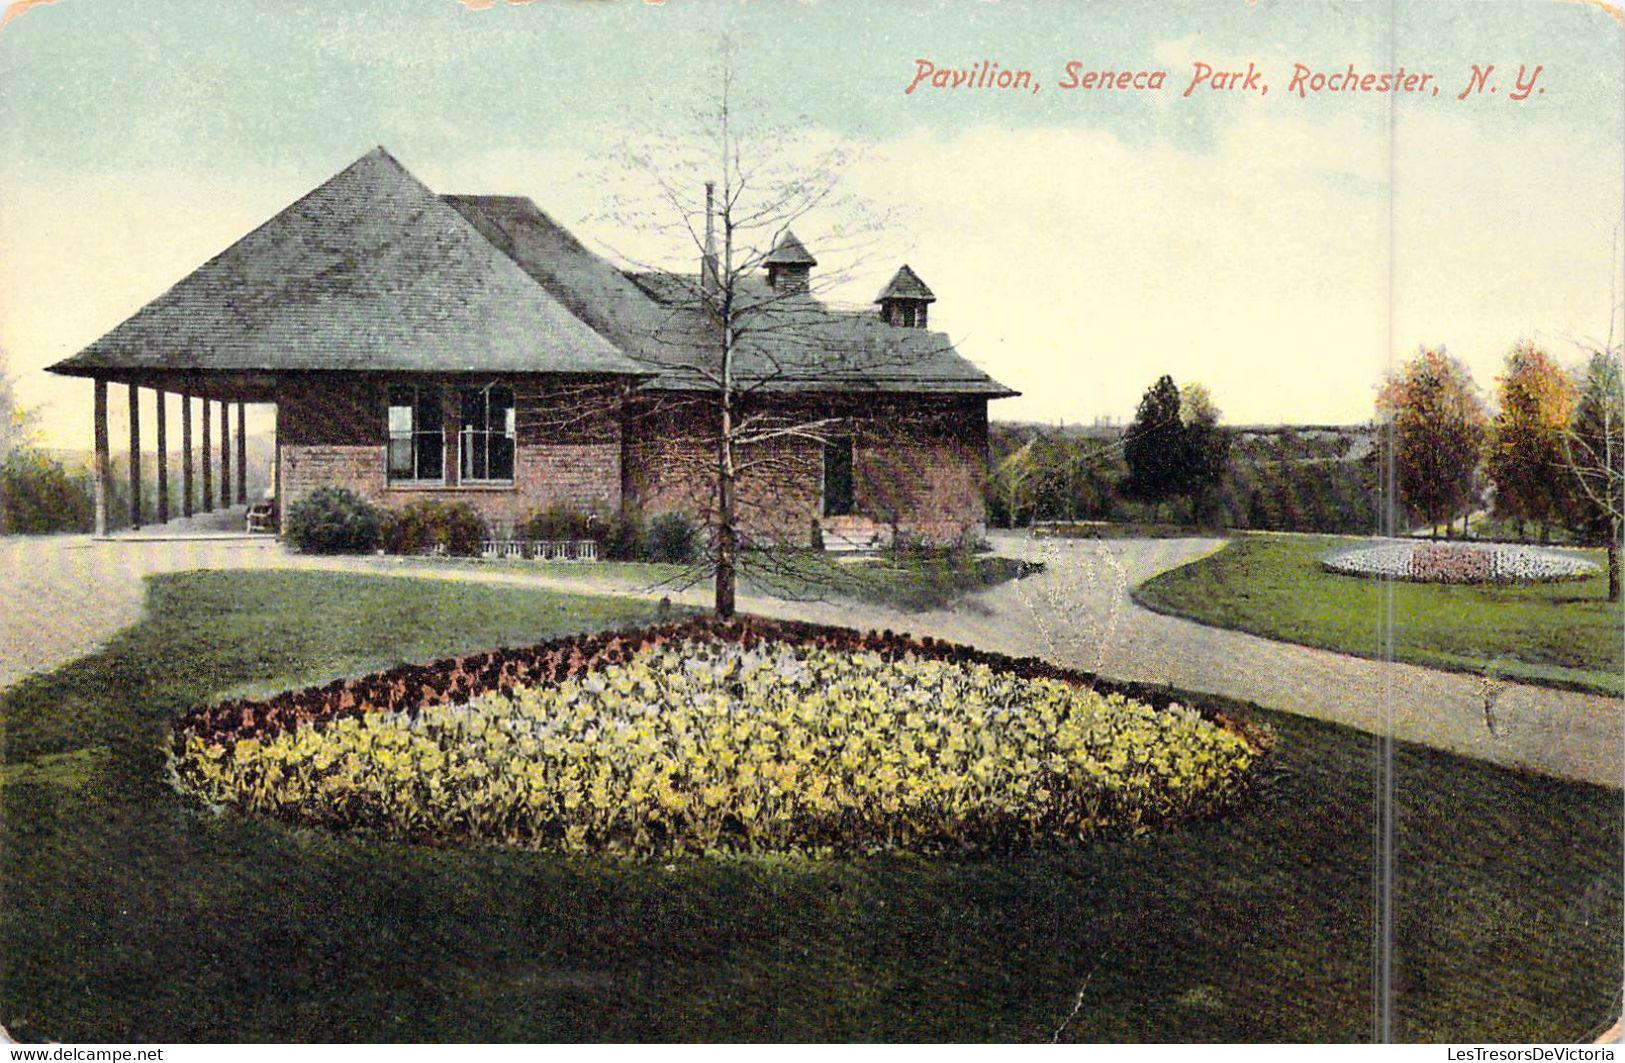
[
  {"left": 1485, "top": 342, "right": 1578, "bottom": 542},
  {"left": 1376, "top": 347, "right": 1488, "bottom": 536},
  {"left": 1564, "top": 346, "right": 1624, "bottom": 601},
  {"left": 1179, "top": 382, "right": 1231, "bottom": 524}
]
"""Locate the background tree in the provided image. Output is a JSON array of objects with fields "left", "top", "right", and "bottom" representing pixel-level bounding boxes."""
[
  {"left": 1121, "top": 375, "right": 1229, "bottom": 525},
  {"left": 1564, "top": 346, "right": 1624, "bottom": 600},
  {"left": 1485, "top": 342, "right": 1578, "bottom": 542},
  {"left": 0, "top": 346, "right": 34, "bottom": 459},
  {"left": 0, "top": 347, "right": 94, "bottom": 535},
  {"left": 1122, "top": 374, "right": 1187, "bottom": 514},
  {"left": 1179, "top": 382, "right": 1231, "bottom": 525},
  {"left": 1375, "top": 347, "right": 1488, "bottom": 538},
  {"left": 987, "top": 439, "right": 1037, "bottom": 528}
]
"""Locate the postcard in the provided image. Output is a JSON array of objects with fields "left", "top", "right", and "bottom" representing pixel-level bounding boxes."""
[{"left": 0, "top": 0, "right": 1620, "bottom": 1046}]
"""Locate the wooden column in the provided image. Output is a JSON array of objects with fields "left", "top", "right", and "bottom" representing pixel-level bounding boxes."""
[
  {"left": 236, "top": 401, "right": 247, "bottom": 504},
  {"left": 181, "top": 394, "right": 194, "bottom": 518},
  {"left": 155, "top": 390, "right": 169, "bottom": 523},
  {"left": 219, "top": 400, "right": 231, "bottom": 509},
  {"left": 93, "top": 379, "right": 109, "bottom": 536},
  {"left": 128, "top": 384, "right": 142, "bottom": 530},
  {"left": 201, "top": 396, "right": 213, "bottom": 513}
]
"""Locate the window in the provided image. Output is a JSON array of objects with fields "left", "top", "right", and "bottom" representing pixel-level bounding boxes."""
[
  {"left": 387, "top": 385, "right": 444, "bottom": 483},
  {"left": 460, "top": 385, "right": 516, "bottom": 483},
  {"left": 822, "top": 436, "right": 854, "bottom": 517}
]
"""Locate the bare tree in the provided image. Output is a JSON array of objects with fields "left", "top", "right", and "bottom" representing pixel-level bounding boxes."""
[
  {"left": 1563, "top": 345, "right": 1624, "bottom": 601},
  {"left": 589, "top": 55, "right": 978, "bottom": 617},
  {"left": 0, "top": 345, "right": 36, "bottom": 458}
]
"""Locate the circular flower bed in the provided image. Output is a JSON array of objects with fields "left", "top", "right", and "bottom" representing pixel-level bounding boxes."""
[
  {"left": 1322, "top": 540, "right": 1597, "bottom": 584},
  {"left": 171, "top": 619, "right": 1266, "bottom": 857}
]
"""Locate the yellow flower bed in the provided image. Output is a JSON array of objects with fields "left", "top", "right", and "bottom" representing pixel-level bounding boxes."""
[{"left": 174, "top": 639, "right": 1261, "bottom": 856}]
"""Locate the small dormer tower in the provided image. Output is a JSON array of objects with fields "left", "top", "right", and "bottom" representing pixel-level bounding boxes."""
[
  {"left": 876, "top": 265, "right": 935, "bottom": 328},
  {"left": 763, "top": 231, "right": 817, "bottom": 293}
]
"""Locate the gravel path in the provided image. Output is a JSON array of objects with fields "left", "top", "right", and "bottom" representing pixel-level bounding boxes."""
[{"left": 1, "top": 532, "right": 1619, "bottom": 788}]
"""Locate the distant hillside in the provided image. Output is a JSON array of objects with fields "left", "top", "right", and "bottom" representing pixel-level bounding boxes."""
[{"left": 988, "top": 422, "right": 1379, "bottom": 533}]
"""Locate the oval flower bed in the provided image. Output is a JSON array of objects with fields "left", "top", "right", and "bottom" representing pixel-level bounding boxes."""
[
  {"left": 171, "top": 618, "right": 1267, "bottom": 857},
  {"left": 1322, "top": 540, "right": 1597, "bottom": 585}
]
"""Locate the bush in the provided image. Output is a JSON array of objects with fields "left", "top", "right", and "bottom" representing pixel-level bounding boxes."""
[
  {"left": 284, "top": 487, "right": 382, "bottom": 554},
  {"left": 384, "top": 500, "right": 487, "bottom": 556},
  {"left": 601, "top": 509, "right": 647, "bottom": 561},
  {"left": 0, "top": 449, "right": 94, "bottom": 534},
  {"left": 647, "top": 511, "right": 699, "bottom": 564},
  {"left": 174, "top": 632, "right": 1263, "bottom": 857},
  {"left": 520, "top": 504, "right": 598, "bottom": 544}
]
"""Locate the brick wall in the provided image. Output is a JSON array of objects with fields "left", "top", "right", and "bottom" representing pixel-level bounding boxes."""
[
  {"left": 275, "top": 377, "right": 990, "bottom": 543},
  {"left": 621, "top": 395, "right": 990, "bottom": 545},
  {"left": 276, "top": 374, "right": 622, "bottom": 534}
]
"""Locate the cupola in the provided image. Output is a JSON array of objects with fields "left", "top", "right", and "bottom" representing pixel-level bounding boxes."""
[
  {"left": 875, "top": 264, "right": 935, "bottom": 328},
  {"left": 763, "top": 231, "right": 817, "bottom": 293}
]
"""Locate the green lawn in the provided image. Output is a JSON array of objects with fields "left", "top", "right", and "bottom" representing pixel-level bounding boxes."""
[
  {"left": 392, "top": 548, "right": 1038, "bottom": 614},
  {"left": 0, "top": 570, "right": 1618, "bottom": 1041},
  {"left": 1134, "top": 534, "right": 1625, "bottom": 696}
]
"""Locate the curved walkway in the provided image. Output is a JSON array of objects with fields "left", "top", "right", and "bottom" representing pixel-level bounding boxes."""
[{"left": 0, "top": 532, "right": 1619, "bottom": 787}]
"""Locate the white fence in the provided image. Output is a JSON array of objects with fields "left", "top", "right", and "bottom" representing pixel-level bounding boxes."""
[{"left": 477, "top": 539, "right": 601, "bottom": 562}]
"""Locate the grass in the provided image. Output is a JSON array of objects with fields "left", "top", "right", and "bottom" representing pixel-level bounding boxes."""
[
  {"left": 739, "top": 549, "right": 1041, "bottom": 612},
  {"left": 370, "top": 547, "right": 1039, "bottom": 614},
  {"left": 1030, "top": 520, "right": 1230, "bottom": 540},
  {"left": 1134, "top": 534, "right": 1625, "bottom": 696},
  {"left": 0, "top": 570, "right": 1619, "bottom": 1042}
]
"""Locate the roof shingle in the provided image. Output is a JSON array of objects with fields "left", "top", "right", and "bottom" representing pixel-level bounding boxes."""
[
  {"left": 50, "top": 148, "right": 643, "bottom": 378},
  {"left": 50, "top": 148, "right": 1014, "bottom": 399},
  {"left": 762, "top": 231, "right": 818, "bottom": 267},
  {"left": 875, "top": 264, "right": 936, "bottom": 303}
]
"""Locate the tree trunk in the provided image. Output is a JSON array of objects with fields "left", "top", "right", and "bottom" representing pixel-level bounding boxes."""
[
  {"left": 1609, "top": 538, "right": 1621, "bottom": 603},
  {"left": 714, "top": 294, "right": 737, "bottom": 619},
  {"left": 715, "top": 429, "right": 737, "bottom": 618}
]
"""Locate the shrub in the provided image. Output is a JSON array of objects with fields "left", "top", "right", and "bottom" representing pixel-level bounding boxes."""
[
  {"left": 284, "top": 487, "right": 381, "bottom": 554},
  {"left": 174, "top": 633, "right": 1263, "bottom": 857},
  {"left": 0, "top": 449, "right": 94, "bottom": 534},
  {"left": 385, "top": 500, "right": 487, "bottom": 556},
  {"left": 647, "top": 511, "right": 699, "bottom": 564},
  {"left": 520, "top": 503, "right": 596, "bottom": 543},
  {"left": 601, "top": 509, "right": 647, "bottom": 561}
]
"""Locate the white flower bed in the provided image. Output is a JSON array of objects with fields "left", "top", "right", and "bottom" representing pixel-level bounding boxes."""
[{"left": 1322, "top": 540, "right": 1597, "bottom": 585}]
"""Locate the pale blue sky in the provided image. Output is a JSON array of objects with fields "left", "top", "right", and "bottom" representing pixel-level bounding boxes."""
[{"left": 1, "top": 0, "right": 1620, "bottom": 442}]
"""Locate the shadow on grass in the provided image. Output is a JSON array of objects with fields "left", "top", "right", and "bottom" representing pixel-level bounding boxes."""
[{"left": 0, "top": 569, "right": 1618, "bottom": 1042}]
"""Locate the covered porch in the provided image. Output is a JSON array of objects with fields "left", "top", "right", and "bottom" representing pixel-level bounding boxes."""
[{"left": 63, "top": 368, "right": 278, "bottom": 538}]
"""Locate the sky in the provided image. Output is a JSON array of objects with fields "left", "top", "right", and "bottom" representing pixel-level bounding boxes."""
[{"left": 0, "top": 0, "right": 1621, "bottom": 449}]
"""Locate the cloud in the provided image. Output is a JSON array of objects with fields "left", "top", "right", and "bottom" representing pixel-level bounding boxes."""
[{"left": 4, "top": 92, "right": 1618, "bottom": 447}]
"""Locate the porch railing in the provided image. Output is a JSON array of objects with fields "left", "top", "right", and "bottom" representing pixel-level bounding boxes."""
[{"left": 475, "top": 539, "right": 601, "bottom": 562}]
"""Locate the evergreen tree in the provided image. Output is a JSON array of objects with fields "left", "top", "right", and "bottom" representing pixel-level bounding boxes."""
[{"left": 1122, "top": 375, "right": 1188, "bottom": 506}]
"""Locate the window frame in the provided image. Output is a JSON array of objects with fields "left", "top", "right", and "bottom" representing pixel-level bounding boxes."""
[
  {"left": 386, "top": 384, "right": 446, "bottom": 486},
  {"left": 458, "top": 383, "right": 517, "bottom": 486}
]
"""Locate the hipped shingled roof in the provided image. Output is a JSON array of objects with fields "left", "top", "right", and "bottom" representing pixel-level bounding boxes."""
[
  {"left": 50, "top": 149, "right": 641, "bottom": 380},
  {"left": 876, "top": 264, "right": 936, "bottom": 304},
  {"left": 762, "top": 231, "right": 818, "bottom": 267},
  {"left": 51, "top": 147, "right": 1014, "bottom": 398}
]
